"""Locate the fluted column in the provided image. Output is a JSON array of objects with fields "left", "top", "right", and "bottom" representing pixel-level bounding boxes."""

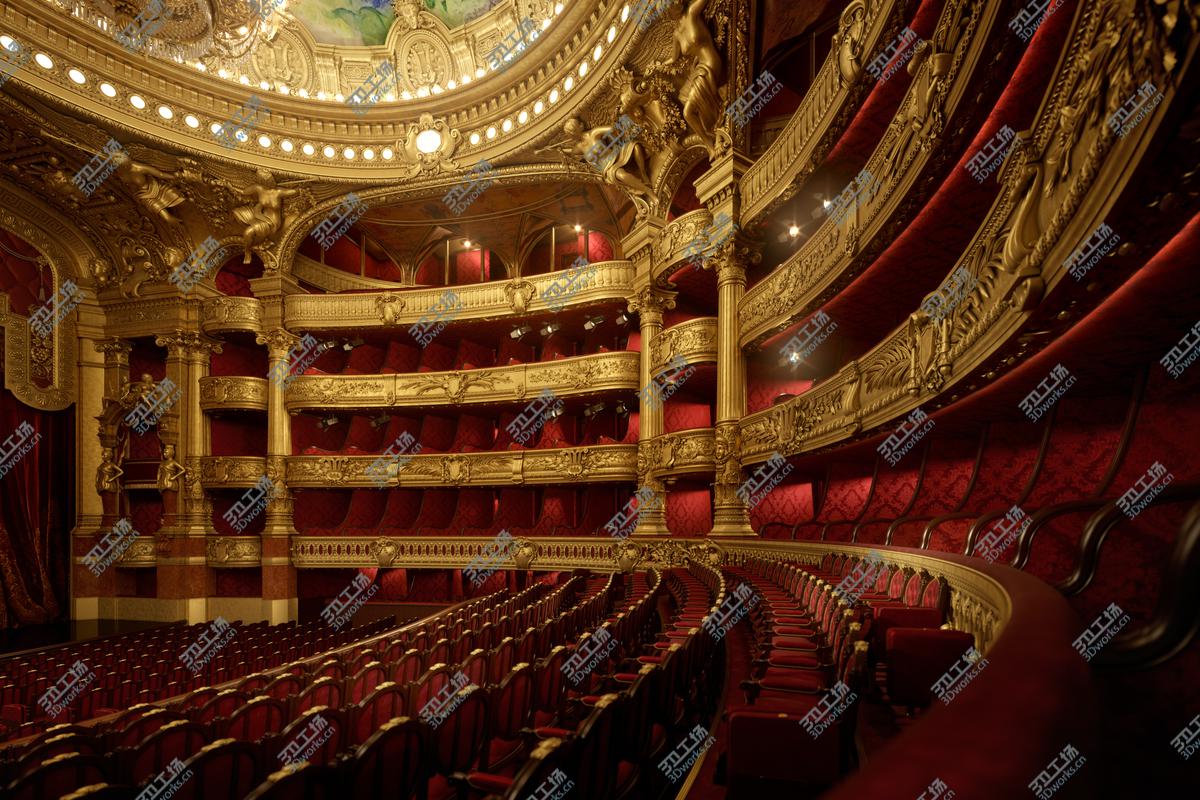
[
  {"left": 155, "top": 331, "right": 221, "bottom": 620},
  {"left": 709, "top": 244, "right": 755, "bottom": 536},
  {"left": 255, "top": 326, "right": 299, "bottom": 623},
  {"left": 629, "top": 280, "right": 676, "bottom": 536}
]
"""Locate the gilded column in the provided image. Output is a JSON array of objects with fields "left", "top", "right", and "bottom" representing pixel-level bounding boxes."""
[
  {"left": 255, "top": 326, "right": 299, "bottom": 623},
  {"left": 155, "top": 330, "right": 221, "bottom": 621},
  {"left": 629, "top": 280, "right": 676, "bottom": 536}
]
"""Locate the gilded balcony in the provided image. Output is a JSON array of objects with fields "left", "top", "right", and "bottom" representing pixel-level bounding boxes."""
[
  {"left": 644, "top": 428, "right": 716, "bottom": 479},
  {"left": 284, "top": 352, "right": 640, "bottom": 411},
  {"left": 650, "top": 209, "right": 712, "bottom": 284},
  {"left": 282, "top": 261, "right": 634, "bottom": 331},
  {"left": 649, "top": 319, "right": 717, "bottom": 375},
  {"left": 114, "top": 537, "right": 157, "bottom": 569},
  {"left": 206, "top": 537, "right": 263, "bottom": 568},
  {"left": 199, "top": 456, "right": 270, "bottom": 489},
  {"left": 201, "top": 297, "right": 263, "bottom": 335},
  {"left": 199, "top": 376, "right": 269, "bottom": 413},
  {"left": 285, "top": 444, "right": 638, "bottom": 488}
]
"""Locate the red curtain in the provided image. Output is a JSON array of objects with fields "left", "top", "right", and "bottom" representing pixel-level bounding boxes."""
[{"left": 0, "top": 384, "right": 74, "bottom": 628}]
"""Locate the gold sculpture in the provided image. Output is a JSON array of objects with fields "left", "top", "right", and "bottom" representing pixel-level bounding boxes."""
[
  {"left": 96, "top": 447, "right": 123, "bottom": 494},
  {"left": 217, "top": 169, "right": 303, "bottom": 263},
  {"left": 111, "top": 151, "right": 198, "bottom": 224},
  {"left": 560, "top": 117, "right": 655, "bottom": 209},
  {"left": 157, "top": 444, "right": 187, "bottom": 493},
  {"left": 652, "top": 0, "right": 726, "bottom": 153}
]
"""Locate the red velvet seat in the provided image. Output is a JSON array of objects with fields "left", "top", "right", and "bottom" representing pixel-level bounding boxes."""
[{"left": 347, "top": 717, "right": 428, "bottom": 800}]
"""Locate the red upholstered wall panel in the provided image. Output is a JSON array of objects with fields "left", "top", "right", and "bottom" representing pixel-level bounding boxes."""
[
  {"left": 381, "top": 340, "right": 421, "bottom": 373},
  {"left": 293, "top": 490, "right": 352, "bottom": 533},
  {"left": 210, "top": 340, "right": 268, "bottom": 376},
  {"left": 379, "top": 489, "right": 423, "bottom": 532},
  {"left": 0, "top": 230, "right": 49, "bottom": 315},
  {"left": 127, "top": 428, "right": 162, "bottom": 461},
  {"left": 215, "top": 569, "right": 261, "bottom": 597},
  {"left": 414, "top": 253, "right": 441, "bottom": 285},
  {"left": 1024, "top": 393, "right": 1128, "bottom": 505},
  {"left": 419, "top": 339, "right": 456, "bottom": 372},
  {"left": 214, "top": 257, "right": 260, "bottom": 296},
  {"left": 664, "top": 400, "right": 712, "bottom": 434},
  {"left": 344, "top": 344, "right": 385, "bottom": 374},
  {"left": 747, "top": 372, "right": 815, "bottom": 415},
  {"left": 749, "top": 478, "right": 814, "bottom": 532},
  {"left": 211, "top": 491, "right": 266, "bottom": 535},
  {"left": 418, "top": 413, "right": 456, "bottom": 452},
  {"left": 210, "top": 417, "right": 267, "bottom": 457},
  {"left": 414, "top": 488, "right": 457, "bottom": 534},
  {"left": 667, "top": 484, "right": 711, "bottom": 537},
  {"left": 495, "top": 488, "right": 536, "bottom": 532},
  {"left": 452, "top": 488, "right": 495, "bottom": 533},
  {"left": 128, "top": 493, "right": 163, "bottom": 537}
]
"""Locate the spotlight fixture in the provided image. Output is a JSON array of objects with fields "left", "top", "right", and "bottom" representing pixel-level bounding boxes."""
[
  {"left": 583, "top": 402, "right": 606, "bottom": 418},
  {"left": 463, "top": 239, "right": 472, "bottom": 248},
  {"left": 510, "top": 325, "right": 533, "bottom": 340},
  {"left": 788, "top": 224, "right": 800, "bottom": 237},
  {"left": 545, "top": 405, "right": 565, "bottom": 420},
  {"left": 583, "top": 315, "right": 605, "bottom": 331},
  {"left": 614, "top": 402, "right": 629, "bottom": 416},
  {"left": 540, "top": 322, "right": 561, "bottom": 337},
  {"left": 320, "top": 340, "right": 338, "bottom": 352},
  {"left": 370, "top": 413, "right": 391, "bottom": 428},
  {"left": 822, "top": 198, "right": 832, "bottom": 210},
  {"left": 317, "top": 415, "right": 341, "bottom": 430},
  {"left": 342, "top": 337, "right": 365, "bottom": 351},
  {"left": 615, "top": 312, "right": 630, "bottom": 326},
  {"left": 573, "top": 224, "right": 582, "bottom": 233}
]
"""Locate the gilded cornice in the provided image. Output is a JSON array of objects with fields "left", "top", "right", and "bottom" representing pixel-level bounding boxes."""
[
  {"left": 739, "top": 0, "right": 991, "bottom": 347},
  {"left": 282, "top": 260, "right": 634, "bottom": 329},
  {"left": 285, "top": 352, "right": 638, "bottom": 410},
  {"left": 645, "top": 428, "right": 716, "bottom": 479},
  {"left": 201, "top": 297, "right": 264, "bottom": 335},
  {"left": 740, "top": 0, "right": 1198, "bottom": 464},
  {"left": 103, "top": 296, "right": 191, "bottom": 338},
  {"left": 739, "top": 0, "right": 908, "bottom": 225},
  {"left": 199, "top": 456, "right": 270, "bottom": 489},
  {"left": 285, "top": 444, "right": 637, "bottom": 488},
  {"left": 649, "top": 318, "right": 717, "bottom": 374},
  {"left": 199, "top": 376, "right": 270, "bottom": 412},
  {"left": 1, "top": 0, "right": 643, "bottom": 177}
]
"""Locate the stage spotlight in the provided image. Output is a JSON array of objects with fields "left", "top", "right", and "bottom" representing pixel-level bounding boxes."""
[
  {"left": 370, "top": 413, "right": 391, "bottom": 428},
  {"left": 510, "top": 325, "right": 533, "bottom": 340},
  {"left": 583, "top": 315, "right": 605, "bottom": 331},
  {"left": 583, "top": 402, "right": 606, "bottom": 418},
  {"left": 540, "top": 322, "right": 561, "bottom": 337},
  {"left": 615, "top": 312, "right": 630, "bottom": 326},
  {"left": 317, "top": 415, "right": 341, "bottom": 430},
  {"left": 614, "top": 402, "right": 629, "bottom": 416},
  {"left": 342, "top": 337, "right": 365, "bottom": 351}
]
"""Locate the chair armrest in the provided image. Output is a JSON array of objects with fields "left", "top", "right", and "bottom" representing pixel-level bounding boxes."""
[{"left": 1012, "top": 499, "right": 1109, "bottom": 570}]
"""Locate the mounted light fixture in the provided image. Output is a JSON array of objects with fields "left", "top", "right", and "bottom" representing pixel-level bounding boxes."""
[
  {"left": 342, "top": 337, "right": 365, "bottom": 351},
  {"left": 510, "top": 325, "right": 533, "bottom": 340},
  {"left": 573, "top": 224, "right": 582, "bottom": 233},
  {"left": 369, "top": 413, "right": 391, "bottom": 428},
  {"left": 615, "top": 312, "right": 631, "bottom": 326},
  {"left": 540, "top": 322, "right": 561, "bottom": 337},
  {"left": 788, "top": 224, "right": 800, "bottom": 237},
  {"left": 546, "top": 405, "right": 566, "bottom": 420},
  {"left": 583, "top": 315, "right": 605, "bottom": 331},
  {"left": 583, "top": 402, "right": 606, "bottom": 418},
  {"left": 463, "top": 239, "right": 473, "bottom": 248},
  {"left": 317, "top": 415, "right": 340, "bottom": 430},
  {"left": 614, "top": 402, "right": 630, "bottom": 416}
]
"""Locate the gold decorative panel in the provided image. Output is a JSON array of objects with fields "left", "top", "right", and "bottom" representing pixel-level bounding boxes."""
[
  {"left": 114, "top": 537, "right": 158, "bottom": 569},
  {"left": 206, "top": 537, "right": 262, "bottom": 567},
  {"left": 199, "top": 377, "right": 270, "bottom": 412},
  {"left": 651, "top": 209, "right": 712, "bottom": 284},
  {"left": 645, "top": 428, "right": 716, "bottom": 479},
  {"left": 201, "top": 297, "right": 264, "bottom": 335},
  {"left": 285, "top": 445, "right": 637, "bottom": 488},
  {"left": 199, "top": 456, "right": 270, "bottom": 489}
]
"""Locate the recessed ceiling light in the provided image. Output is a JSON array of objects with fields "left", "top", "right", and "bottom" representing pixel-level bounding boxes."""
[
  {"left": 0, "top": 36, "right": 15, "bottom": 51},
  {"left": 469, "top": 132, "right": 481, "bottom": 145},
  {"left": 281, "top": 139, "right": 294, "bottom": 152},
  {"left": 100, "top": 82, "right": 117, "bottom": 97},
  {"left": 68, "top": 68, "right": 86, "bottom": 84},
  {"left": 608, "top": 26, "right": 616, "bottom": 43},
  {"left": 302, "top": 143, "right": 315, "bottom": 156},
  {"left": 129, "top": 94, "right": 146, "bottom": 109},
  {"left": 323, "top": 145, "right": 335, "bottom": 158},
  {"left": 316, "top": 91, "right": 326, "bottom": 100},
  {"left": 363, "top": 148, "right": 375, "bottom": 160},
  {"left": 34, "top": 53, "right": 53, "bottom": 69},
  {"left": 259, "top": 80, "right": 270, "bottom": 90},
  {"left": 578, "top": 62, "right": 588, "bottom": 77},
  {"left": 485, "top": 126, "right": 496, "bottom": 139},
  {"left": 564, "top": 76, "right": 574, "bottom": 91},
  {"left": 297, "top": 88, "right": 309, "bottom": 98},
  {"left": 195, "top": 62, "right": 206, "bottom": 71},
  {"left": 518, "top": 110, "right": 529, "bottom": 124},
  {"left": 501, "top": 119, "right": 513, "bottom": 132},
  {"left": 382, "top": 147, "right": 394, "bottom": 160},
  {"left": 210, "top": 122, "right": 223, "bottom": 134},
  {"left": 446, "top": 80, "right": 457, "bottom": 89},
  {"left": 239, "top": 75, "right": 250, "bottom": 85},
  {"left": 217, "top": 68, "right": 228, "bottom": 78},
  {"left": 259, "top": 135, "right": 272, "bottom": 148},
  {"left": 237, "top": 25, "right": 249, "bottom": 35},
  {"left": 621, "top": 5, "right": 630, "bottom": 22},
  {"left": 549, "top": 89, "right": 559, "bottom": 104},
  {"left": 343, "top": 147, "right": 356, "bottom": 159},
  {"left": 334, "top": 93, "right": 344, "bottom": 102},
  {"left": 555, "top": 3, "right": 564, "bottom": 14},
  {"left": 534, "top": 100, "right": 545, "bottom": 114},
  {"left": 431, "top": 84, "right": 443, "bottom": 94},
  {"left": 184, "top": 114, "right": 200, "bottom": 128},
  {"left": 594, "top": 44, "right": 603, "bottom": 60},
  {"left": 157, "top": 105, "right": 173, "bottom": 119},
  {"left": 475, "top": 67, "right": 485, "bottom": 78}
]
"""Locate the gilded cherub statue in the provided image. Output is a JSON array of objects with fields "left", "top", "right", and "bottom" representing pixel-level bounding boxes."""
[
  {"left": 217, "top": 169, "right": 303, "bottom": 263},
  {"left": 96, "top": 447, "right": 123, "bottom": 494},
  {"left": 556, "top": 117, "right": 655, "bottom": 212},
  {"left": 111, "top": 151, "right": 199, "bottom": 224},
  {"left": 157, "top": 443, "right": 187, "bottom": 493},
  {"left": 652, "top": 0, "right": 726, "bottom": 153}
]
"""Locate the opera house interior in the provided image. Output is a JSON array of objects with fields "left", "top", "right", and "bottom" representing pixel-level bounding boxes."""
[{"left": 0, "top": 0, "right": 1198, "bottom": 797}]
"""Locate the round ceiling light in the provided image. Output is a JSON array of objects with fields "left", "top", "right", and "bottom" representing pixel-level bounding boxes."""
[
  {"left": 281, "top": 139, "right": 294, "bottom": 152},
  {"left": 157, "top": 105, "right": 173, "bottom": 119},
  {"left": 129, "top": 94, "right": 146, "bottom": 109},
  {"left": 322, "top": 145, "right": 336, "bottom": 158},
  {"left": 302, "top": 143, "right": 315, "bottom": 156},
  {"left": 68, "top": 68, "right": 86, "bottom": 84},
  {"left": 100, "top": 83, "right": 117, "bottom": 97},
  {"left": 184, "top": 114, "right": 200, "bottom": 128},
  {"left": 34, "top": 52, "right": 53, "bottom": 69},
  {"left": 469, "top": 132, "right": 481, "bottom": 145},
  {"left": 415, "top": 128, "right": 442, "bottom": 154}
]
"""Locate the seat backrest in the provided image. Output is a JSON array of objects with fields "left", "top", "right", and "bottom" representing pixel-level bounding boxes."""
[
  {"left": 488, "top": 663, "right": 534, "bottom": 740},
  {"left": 224, "top": 696, "right": 287, "bottom": 743},
  {"left": 571, "top": 695, "right": 623, "bottom": 800},
  {"left": 128, "top": 721, "right": 209, "bottom": 785},
  {"left": 174, "top": 738, "right": 259, "bottom": 800},
  {"left": 391, "top": 650, "right": 423, "bottom": 687},
  {"left": 431, "top": 686, "right": 488, "bottom": 776},
  {"left": 264, "top": 674, "right": 304, "bottom": 703},
  {"left": 111, "top": 708, "right": 186, "bottom": 750},
  {"left": 7, "top": 753, "right": 109, "bottom": 800},
  {"left": 346, "top": 663, "right": 388, "bottom": 705},
  {"left": 271, "top": 708, "right": 347, "bottom": 769},
  {"left": 349, "top": 717, "right": 427, "bottom": 800},
  {"left": 296, "top": 678, "right": 342, "bottom": 717}
]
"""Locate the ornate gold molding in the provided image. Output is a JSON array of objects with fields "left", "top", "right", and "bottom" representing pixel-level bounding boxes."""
[
  {"left": 199, "top": 456, "right": 270, "bottom": 489},
  {"left": 282, "top": 260, "right": 634, "bottom": 330},
  {"left": 206, "top": 536, "right": 263, "bottom": 567},
  {"left": 114, "top": 536, "right": 158, "bottom": 568},
  {"left": 285, "top": 352, "right": 639, "bottom": 411},
  {"left": 645, "top": 428, "right": 716, "bottom": 479},
  {"left": 739, "top": 0, "right": 992, "bottom": 347},
  {"left": 651, "top": 208, "right": 711, "bottom": 285},
  {"left": 102, "top": 297, "right": 190, "bottom": 339},
  {"left": 649, "top": 318, "right": 717, "bottom": 374},
  {"left": 199, "top": 376, "right": 270, "bottom": 412},
  {"left": 201, "top": 297, "right": 264, "bottom": 335},
  {"left": 0, "top": 293, "right": 77, "bottom": 411},
  {"left": 739, "top": 0, "right": 907, "bottom": 224},
  {"left": 285, "top": 444, "right": 637, "bottom": 488},
  {"left": 740, "top": 0, "right": 1197, "bottom": 464},
  {"left": 292, "top": 255, "right": 406, "bottom": 293}
]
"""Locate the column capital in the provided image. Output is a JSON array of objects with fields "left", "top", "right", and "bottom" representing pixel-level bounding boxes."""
[
  {"left": 627, "top": 282, "right": 677, "bottom": 325},
  {"left": 256, "top": 327, "right": 301, "bottom": 357},
  {"left": 155, "top": 330, "right": 223, "bottom": 359},
  {"left": 93, "top": 337, "right": 132, "bottom": 361}
]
